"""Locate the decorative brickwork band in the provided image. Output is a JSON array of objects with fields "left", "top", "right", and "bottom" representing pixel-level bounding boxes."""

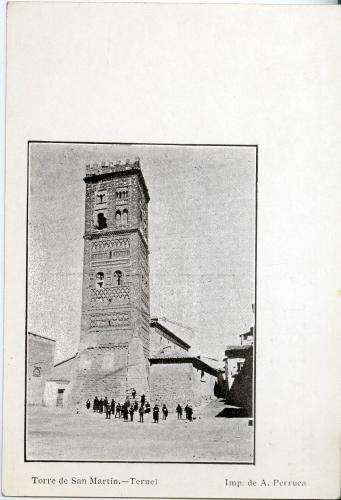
[
  {"left": 89, "top": 312, "right": 130, "bottom": 329},
  {"left": 90, "top": 285, "right": 130, "bottom": 304}
]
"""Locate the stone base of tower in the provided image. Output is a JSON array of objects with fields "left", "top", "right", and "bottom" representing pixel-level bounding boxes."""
[
  {"left": 126, "top": 336, "right": 150, "bottom": 402},
  {"left": 67, "top": 340, "right": 150, "bottom": 407}
]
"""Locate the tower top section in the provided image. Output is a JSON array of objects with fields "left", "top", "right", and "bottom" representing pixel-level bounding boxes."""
[
  {"left": 84, "top": 157, "right": 149, "bottom": 202},
  {"left": 85, "top": 157, "right": 141, "bottom": 177}
]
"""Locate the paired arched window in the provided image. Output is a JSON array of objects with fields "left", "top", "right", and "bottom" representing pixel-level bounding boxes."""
[{"left": 115, "top": 209, "right": 128, "bottom": 226}]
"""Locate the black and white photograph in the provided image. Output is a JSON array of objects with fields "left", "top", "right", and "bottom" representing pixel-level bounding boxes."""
[{"left": 26, "top": 142, "right": 257, "bottom": 463}]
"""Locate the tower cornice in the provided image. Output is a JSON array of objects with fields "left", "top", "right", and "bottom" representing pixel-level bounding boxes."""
[
  {"left": 84, "top": 227, "right": 149, "bottom": 252},
  {"left": 84, "top": 168, "right": 150, "bottom": 203}
]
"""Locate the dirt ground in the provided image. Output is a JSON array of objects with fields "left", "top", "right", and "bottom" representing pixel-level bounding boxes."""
[{"left": 26, "top": 399, "right": 254, "bottom": 462}]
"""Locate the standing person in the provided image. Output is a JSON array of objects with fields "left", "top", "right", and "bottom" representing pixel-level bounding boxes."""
[
  {"left": 162, "top": 404, "right": 168, "bottom": 420},
  {"left": 153, "top": 405, "right": 159, "bottom": 423},
  {"left": 116, "top": 403, "right": 121, "bottom": 418},
  {"left": 125, "top": 396, "right": 131, "bottom": 408},
  {"left": 139, "top": 404, "right": 144, "bottom": 423},
  {"left": 93, "top": 396, "right": 99, "bottom": 412},
  {"left": 129, "top": 406, "right": 135, "bottom": 422},
  {"left": 145, "top": 402, "right": 151, "bottom": 413},
  {"left": 103, "top": 396, "right": 108, "bottom": 413},
  {"left": 105, "top": 402, "right": 111, "bottom": 419},
  {"left": 176, "top": 404, "right": 182, "bottom": 419},
  {"left": 187, "top": 406, "right": 193, "bottom": 422},
  {"left": 110, "top": 398, "right": 116, "bottom": 415},
  {"left": 99, "top": 398, "right": 104, "bottom": 414},
  {"left": 132, "top": 388, "right": 136, "bottom": 399},
  {"left": 141, "top": 394, "right": 146, "bottom": 406},
  {"left": 86, "top": 399, "right": 91, "bottom": 410},
  {"left": 123, "top": 403, "right": 129, "bottom": 421},
  {"left": 184, "top": 404, "right": 189, "bottom": 420},
  {"left": 134, "top": 400, "right": 139, "bottom": 412}
]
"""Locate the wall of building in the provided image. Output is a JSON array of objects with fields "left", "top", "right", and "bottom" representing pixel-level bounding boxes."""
[
  {"left": 191, "top": 364, "right": 217, "bottom": 406},
  {"left": 150, "top": 327, "right": 188, "bottom": 356},
  {"left": 44, "top": 381, "right": 71, "bottom": 407},
  {"left": 225, "top": 357, "right": 246, "bottom": 391},
  {"left": 150, "top": 362, "right": 194, "bottom": 410},
  {"left": 27, "top": 334, "right": 56, "bottom": 406},
  {"left": 150, "top": 361, "right": 217, "bottom": 410},
  {"left": 225, "top": 354, "right": 253, "bottom": 417}
]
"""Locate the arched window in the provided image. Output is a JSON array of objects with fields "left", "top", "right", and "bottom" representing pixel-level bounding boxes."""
[
  {"left": 122, "top": 209, "right": 128, "bottom": 225},
  {"left": 114, "top": 270, "right": 123, "bottom": 285},
  {"left": 97, "top": 213, "right": 107, "bottom": 229},
  {"left": 96, "top": 272, "right": 104, "bottom": 288},
  {"left": 115, "top": 210, "right": 121, "bottom": 225}
]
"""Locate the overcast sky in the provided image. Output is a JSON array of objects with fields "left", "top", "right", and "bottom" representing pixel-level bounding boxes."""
[{"left": 28, "top": 143, "right": 256, "bottom": 363}]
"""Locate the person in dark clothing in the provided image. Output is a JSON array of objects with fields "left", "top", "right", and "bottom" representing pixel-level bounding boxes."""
[
  {"left": 184, "top": 404, "right": 189, "bottom": 419},
  {"left": 93, "top": 396, "right": 99, "bottom": 412},
  {"left": 176, "top": 404, "right": 182, "bottom": 419},
  {"left": 139, "top": 405, "right": 144, "bottom": 423},
  {"left": 162, "top": 404, "right": 168, "bottom": 420},
  {"left": 134, "top": 400, "right": 139, "bottom": 412},
  {"left": 103, "top": 397, "right": 109, "bottom": 413},
  {"left": 125, "top": 396, "right": 130, "bottom": 408},
  {"left": 105, "top": 404, "right": 111, "bottom": 419},
  {"left": 129, "top": 406, "right": 135, "bottom": 421},
  {"left": 141, "top": 394, "right": 146, "bottom": 406},
  {"left": 86, "top": 399, "right": 91, "bottom": 410},
  {"left": 123, "top": 403, "right": 129, "bottom": 421},
  {"left": 145, "top": 402, "right": 151, "bottom": 413},
  {"left": 110, "top": 399, "right": 115, "bottom": 415},
  {"left": 187, "top": 406, "right": 193, "bottom": 422},
  {"left": 153, "top": 405, "right": 159, "bottom": 423},
  {"left": 116, "top": 403, "right": 121, "bottom": 418},
  {"left": 99, "top": 398, "right": 104, "bottom": 414},
  {"left": 132, "top": 388, "right": 136, "bottom": 399}
]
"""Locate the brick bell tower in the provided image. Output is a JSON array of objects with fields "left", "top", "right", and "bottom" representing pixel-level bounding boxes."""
[{"left": 70, "top": 158, "right": 151, "bottom": 404}]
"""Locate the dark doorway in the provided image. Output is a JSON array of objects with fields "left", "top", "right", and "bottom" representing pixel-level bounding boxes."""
[{"left": 56, "top": 389, "right": 65, "bottom": 407}]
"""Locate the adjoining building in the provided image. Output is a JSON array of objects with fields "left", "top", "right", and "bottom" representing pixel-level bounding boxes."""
[
  {"left": 41, "top": 316, "right": 218, "bottom": 409},
  {"left": 27, "top": 332, "right": 56, "bottom": 406},
  {"left": 224, "top": 327, "right": 254, "bottom": 417},
  {"left": 44, "top": 354, "right": 78, "bottom": 407}
]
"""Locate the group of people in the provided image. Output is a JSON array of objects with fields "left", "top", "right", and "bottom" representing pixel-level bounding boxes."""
[
  {"left": 176, "top": 403, "right": 194, "bottom": 421},
  {"left": 84, "top": 389, "right": 193, "bottom": 423}
]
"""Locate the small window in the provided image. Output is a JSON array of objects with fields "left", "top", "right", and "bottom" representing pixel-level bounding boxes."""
[{"left": 96, "top": 192, "right": 106, "bottom": 204}]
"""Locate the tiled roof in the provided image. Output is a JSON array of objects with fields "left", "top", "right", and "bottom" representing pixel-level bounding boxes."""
[
  {"left": 150, "top": 353, "right": 219, "bottom": 376},
  {"left": 150, "top": 317, "right": 191, "bottom": 349}
]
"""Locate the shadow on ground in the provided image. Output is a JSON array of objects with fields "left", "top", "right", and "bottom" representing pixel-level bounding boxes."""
[{"left": 215, "top": 405, "right": 248, "bottom": 418}]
